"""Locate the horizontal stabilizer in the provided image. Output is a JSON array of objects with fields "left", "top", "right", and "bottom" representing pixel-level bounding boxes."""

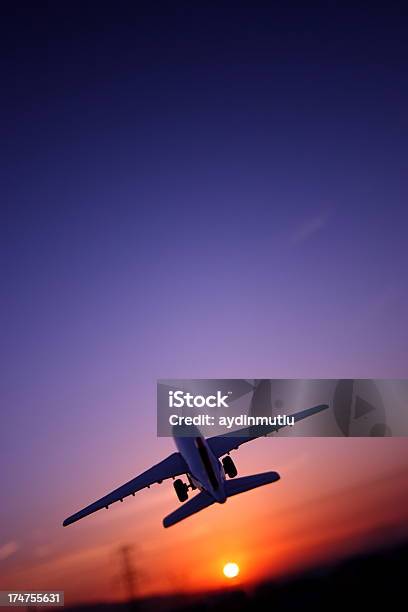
[
  {"left": 163, "top": 491, "right": 215, "bottom": 528},
  {"left": 225, "top": 471, "right": 280, "bottom": 497}
]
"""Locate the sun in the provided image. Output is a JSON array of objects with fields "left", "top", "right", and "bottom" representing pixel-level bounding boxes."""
[{"left": 223, "top": 562, "right": 240, "bottom": 578}]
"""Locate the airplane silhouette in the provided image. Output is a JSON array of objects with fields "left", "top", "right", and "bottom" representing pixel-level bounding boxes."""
[{"left": 63, "top": 404, "right": 328, "bottom": 528}]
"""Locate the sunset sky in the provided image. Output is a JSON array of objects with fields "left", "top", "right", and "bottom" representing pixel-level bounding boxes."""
[{"left": 1, "top": 2, "right": 408, "bottom": 606}]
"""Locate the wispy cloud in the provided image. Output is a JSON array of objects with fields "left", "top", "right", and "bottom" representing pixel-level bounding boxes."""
[
  {"left": 0, "top": 541, "right": 19, "bottom": 561},
  {"left": 34, "top": 545, "right": 52, "bottom": 559},
  {"left": 290, "top": 212, "right": 330, "bottom": 245}
]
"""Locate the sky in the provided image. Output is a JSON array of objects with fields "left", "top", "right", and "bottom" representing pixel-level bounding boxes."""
[{"left": 1, "top": 2, "right": 408, "bottom": 605}]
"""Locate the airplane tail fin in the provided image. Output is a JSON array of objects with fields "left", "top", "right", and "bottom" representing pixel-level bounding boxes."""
[
  {"left": 225, "top": 471, "right": 280, "bottom": 497},
  {"left": 163, "top": 491, "right": 215, "bottom": 528}
]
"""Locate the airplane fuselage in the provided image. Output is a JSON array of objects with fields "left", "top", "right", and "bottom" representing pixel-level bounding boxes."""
[{"left": 174, "top": 426, "right": 227, "bottom": 503}]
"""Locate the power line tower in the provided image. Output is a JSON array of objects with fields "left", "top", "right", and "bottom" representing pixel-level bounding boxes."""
[{"left": 118, "top": 544, "right": 139, "bottom": 611}]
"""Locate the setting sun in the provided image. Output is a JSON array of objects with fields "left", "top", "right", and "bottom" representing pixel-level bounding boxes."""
[{"left": 223, "top": 562, "right": 240, "bottom": 578}]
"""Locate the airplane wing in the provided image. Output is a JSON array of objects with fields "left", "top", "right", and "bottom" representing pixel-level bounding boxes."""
[
  {"left": 207, "top": 404, "right": 329, "bottom": 458},
  {"left": 63, "top": 452, "right": 188, "bottom": 526}
]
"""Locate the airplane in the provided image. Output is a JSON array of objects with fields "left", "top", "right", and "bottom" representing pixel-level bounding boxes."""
[{"left": 63, "top": 403, "right": 328, "bottom": 528}]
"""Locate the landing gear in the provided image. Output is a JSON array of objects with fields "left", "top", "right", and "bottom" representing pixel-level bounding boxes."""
[
  {"left": 222, "top": 455, "right": 237, "bottom": 478},
  {"left": 187, "top": 473, "right": 197, "bottom": 490},
  {"left": 173, "top": 479, "right": 189, "bottom": 502}
]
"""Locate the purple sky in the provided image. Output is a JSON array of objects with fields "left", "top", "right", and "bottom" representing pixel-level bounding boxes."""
[{"left": 1, "top": 2, "right": 408, "bottom": 603}]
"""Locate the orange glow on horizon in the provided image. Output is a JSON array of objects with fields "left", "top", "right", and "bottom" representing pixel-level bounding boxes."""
[{"left": 1, "top": 439, "right": 407, "bottom": 607}]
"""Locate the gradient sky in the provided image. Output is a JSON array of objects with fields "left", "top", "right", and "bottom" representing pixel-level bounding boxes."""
[{"left": 1, "top": 2, "right": 408, "bottom": 605}]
